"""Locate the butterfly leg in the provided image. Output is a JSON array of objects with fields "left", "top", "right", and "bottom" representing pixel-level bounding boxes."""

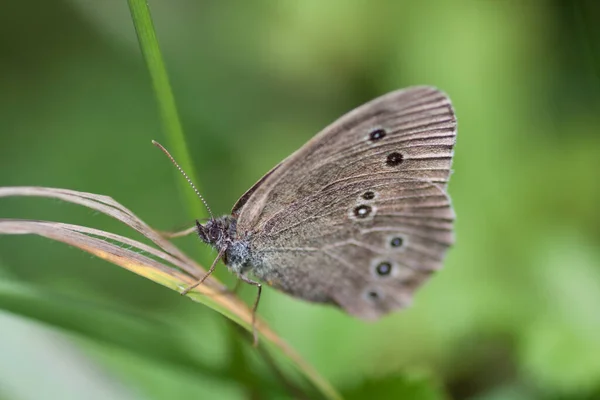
[
  {"left": 239, "top": 274, "right": 262, "bottom": 347},
  {"left": 157, "top": 225, "right": 197, "bottom": 239},
  {"left": 181, "top": 246, "right": 226, "bottom": 296}
]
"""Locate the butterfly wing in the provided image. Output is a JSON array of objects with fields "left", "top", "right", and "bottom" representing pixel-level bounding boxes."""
[{"left": 234, "top": 86, "right": 456, "bottom": 319}]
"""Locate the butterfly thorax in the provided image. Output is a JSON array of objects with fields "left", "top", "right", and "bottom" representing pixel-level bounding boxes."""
[{"left": 196, "top": 216, "right": 252, "bottom": 275}]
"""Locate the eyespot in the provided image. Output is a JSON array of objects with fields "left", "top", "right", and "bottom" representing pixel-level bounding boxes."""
[
  {"left": 364, "top": 288, "right": 383, "bottom": 302},
  {"left": 386, "top": 152, "right": 403, "bottom": 166},
  {"left": 375, "top": 261, "right": 392, "bottom": 276},
  {"left": 350, "top": 204, "right": 376, "bottom": 221},
  {"left": 368, "top": 128, "right": 386, "bottom": 142},
  {"left": 362, "top": 191, "right": 375, "bottom": 200},
  {"left": 390, "top": 237, "right": 404, "bottom": 248},
  {"left": 353, "top": 205, "right": 372, "bottom": 218}
]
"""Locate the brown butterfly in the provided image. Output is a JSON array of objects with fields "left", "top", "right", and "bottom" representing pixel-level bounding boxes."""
[{"left": 155, "top": 85, "right": 456, "bottom": 340}]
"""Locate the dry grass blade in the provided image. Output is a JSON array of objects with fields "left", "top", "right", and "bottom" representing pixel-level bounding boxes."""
[
  {"left": 0, "top": 218, "right": 263, "bottom": 323},
  {"left": 0, "top": 186, "right": 203, "bottom": 280},
  {"left": 0, "top": 187, "right": 342, "bottom": 400}
]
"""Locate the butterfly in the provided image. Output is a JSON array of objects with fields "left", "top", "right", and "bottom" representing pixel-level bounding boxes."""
[{"left": 155, "top": 85, "right": 456, "bottom": 340}]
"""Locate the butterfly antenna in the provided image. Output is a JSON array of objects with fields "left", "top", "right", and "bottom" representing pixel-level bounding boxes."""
[{"left": 152, "top": 140, "right": 214, "bottom": 220}]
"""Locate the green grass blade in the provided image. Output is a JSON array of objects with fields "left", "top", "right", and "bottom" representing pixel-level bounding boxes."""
[{"left": 127, "top": 0, "right": 206, "bottom": 220}]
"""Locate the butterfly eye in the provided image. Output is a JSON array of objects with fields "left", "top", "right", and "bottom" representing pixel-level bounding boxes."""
[
  {"left": 362, "top": 191, "right": 375, "bottom": 200},
  {"left": 353, "top": 205, "right": 372, "bottom": 218},
  {"left": 386, "top": 152, "right": 404, "bottom": 166},
  {"left": 390, "top": 237, "right": 403, "bottom": 248},
  {"left": 369, "top": 128, "right": 387, "bottom": 142},
  {"left": 375, "top": 262, "right": 392, "bottom": 276}
]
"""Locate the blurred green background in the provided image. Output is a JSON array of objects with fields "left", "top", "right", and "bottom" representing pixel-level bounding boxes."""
[{"left": 1, "top": 1, "right": 600, "bottom": 399}]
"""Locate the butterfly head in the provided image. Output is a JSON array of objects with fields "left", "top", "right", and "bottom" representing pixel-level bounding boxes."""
[
  {"left": 151, "top": 141, "right": 252, "bottom": 273},
  {"left": 195, "top": 216, "right": 236, "bottom": 250},
  {"left": 196, "top": 216, "right": 251, "bottom": 274}
]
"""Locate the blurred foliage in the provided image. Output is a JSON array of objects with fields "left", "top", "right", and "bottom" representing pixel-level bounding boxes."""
[{"left": 1, "top": 0, "right": 600, "bottom": 399}]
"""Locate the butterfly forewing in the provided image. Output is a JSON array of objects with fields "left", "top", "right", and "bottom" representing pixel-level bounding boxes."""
[{"left": 235, "top": 86, "right": 456, "bottom": 319}]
